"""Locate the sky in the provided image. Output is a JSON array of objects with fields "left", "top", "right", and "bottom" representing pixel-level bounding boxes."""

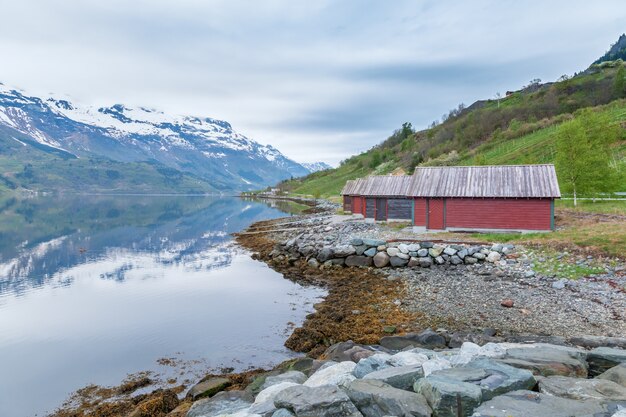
[{"left": 0, "top": 1, "right": 624, "bottom": 165}]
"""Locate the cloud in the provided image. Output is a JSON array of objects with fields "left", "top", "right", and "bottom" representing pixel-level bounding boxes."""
[{"left": 0, "top": 0, "right": 624, "bottom": 165}]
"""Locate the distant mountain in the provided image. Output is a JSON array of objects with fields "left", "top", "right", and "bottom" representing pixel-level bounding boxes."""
[
  {"left": 0, "top": 84, "right": 310, "bottom": 192},
  {"left": 593, "top": 34, "right": 626, "bottom": 65},
  {"left": 301, "top": 162, "right": 332, "bottom": 172}
]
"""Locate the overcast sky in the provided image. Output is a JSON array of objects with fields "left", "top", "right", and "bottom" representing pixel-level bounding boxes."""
[{"left": 0, "top": 1, "right": 624, "bottom": 165}]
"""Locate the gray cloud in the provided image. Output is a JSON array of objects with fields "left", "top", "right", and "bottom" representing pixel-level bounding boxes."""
[{"left": 0, "top": 0, "right": 624, "bottom": 164}]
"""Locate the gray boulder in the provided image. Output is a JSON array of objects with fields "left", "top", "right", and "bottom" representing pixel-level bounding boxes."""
[
  {"left": 353, "top": 353, "right": 393, "bottom": 378},
  {"left": 363, "top": 239, "right": 386, "bottom": 247},
  {"left": 386, "top": 247, "right": 400, "bottom": 257},
  {"left": 471, "top": 390, "right": 618, "bottom": 417},
  {"left": 363, "top": 364, "right": 425, "bottom": 390},
  {"left": 486, "top": 252, "right": 501, "bottom": 263},
  {"left": 464, "top": 256, "right": 478, "bottom": 265},
  {"left": 414, "top": 374, "right": 482, "bottom": 417},
  {"left": 538, "top": 375, "right": 626, "bottom": 401},
  {"left": 272, "top": 408, "right": 295, "bottom": 417},
  {"left": 408, "top": 257, "right": 420, "bottom": 267},
  {"left": 364, "top": 247, "right": 377, "bottom": 257},
  {"left": 345, "top": 255, "right": 373, "bottom": 267},
  {"left": 380, "top": 329, "right": 446, "bottom": 350},
  {"left": 186, "top": 377, "right": 231, "bottom": 400},
  {"left": 500, "top": 344, "right": 588, "bottom": 377},
  {"left": 473, "top": 252, "right": 486, "bottom": 260},
  {"left": 317, "top": 247, "right": 334, "bottom": 262},
  {"left": 588, "top": 347, "right": 626, "bottom": 377},
  {"left": 567, "top": 335, "right": 626, "bottom": 349},
  {"left": 464, "top": 358, "right": 536, "bottom": 399},
  {"left": 262, "top": 371, "right": 308, "bottom": 390},
  {"left": 334, "top": 245, "right": 357, "bottom": 257},
  {"left": 390, "top": 256, "right": 409, "bottom": 267},
  {"left": 419, "top": 257, "right": 433, "bottom": 268},
  {"left": 273, "top": 384, "right": 363, "bottom": 417},
  {"left": 417, "top": 248, "right": 429, "bottom": 257},
  {"left": 597, "top": 363, "right": 626, "bottom": 387},
  {"left": 351, "top": 238, "right": 364, "bottom": 246},
  {"left": 186, "top": 391, "right": 253, "bottom": 417},
  {"left": 373, "top": 252, "right": 390, "bottom": 268},
  {"left": 355, "top": 245, "right": 368, "bottom": 256},
  {"left": 443, "top": 247, "right": 457, "bottom": 256},
  {"left": 450, "top": 255, "right": 463, "bottom": 265},
  {"left": 457, "top": 249, "right": 468, "bottom": 259},
  {"left": 420, "top": 241, "right": 434, "bottom": 248},
  {"left": 345, "top": 379, "right": 432, "bottom": 417}
]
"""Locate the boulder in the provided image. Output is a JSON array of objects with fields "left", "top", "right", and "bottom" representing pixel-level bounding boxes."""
[
  {"left": 351, "top": 238, "right": 364, "bottom": 246},
  {"left": 334, "top": 245, "right": 357, "bottom": 257},
  {"left": 345, "top": 255, "right": 373, "bottom": 267},
  {"left": 418, "top": 257, "right": 433, "bottom": 268},
  {"left": 273, "top": 384, "right": 363, "bottom": 417},
  {"left": 486, "top": 252, "right": 501, "bottom": 263},
  {"left": 422, "top": 358, "right": 452, "bottom": 376},
  {"left": 407, "top": 243, "right": 421, "bottom": 252},
  {"left": 473, "top": 252, "right": 486, "bottom": 260},
  {"left": 363, "top": 247, "right": 377, "bottom": 257},
  {"left": 307, "top": 258, "right": 320, "bottom": 268},
  {"left": 537, "top": 375, "right": 626, "bottom": 401},
  {"left": 345, "top": 379, "right": 432, "bottom": 417},
  {"left": 304, "top": 361, "right": 357, "bottom": 388},
  {"left": 464, "top": 256, "right": 478, "bottom": 265},
  {"left": 471, "top": 390, "right": 616, "bottom": 417},
  {"left": 597, "top": 363, "right": 626, "bottom": 387},
  {"left": 251, "top": 382, "right": 301, "bottom": 415},
  {"left": 428, "top": 247, "right": 443, "bottom": 257},
  {"left": 420, "top": 241, "right": 434, "bottom": 248},
  {"left": 386, "top": 247, "right": 400, "bottom": 257},
  {"left": 353, "top": 353, "right": 393, "bottom": 378},
  {"left": 186, "top": 390, "right": 253, "bottom": 417},
  {"left": 272, "top": 409, "right": 295, "bottom": 417},
  {"left": 500, "top": 344, "right": 588, "bottom": 377},
  {"left": 450, "top": 255, "right": 463, "bottom": 265},
  {"left": 463, "top": 358, "right": 537, "bottom": 399},
  {"left": 380, "top": 329, "right": 446, "bottom": 350},
  {"left": 414, "top": 374, "right": 482, "bottom": 417},
  {"left": 186, "top": 377, "right": 231, "bottom": 400},
  {"left": 587, "top": 347, "right": 626, "bottom": 377},
  {"left": 363, "top": 238, "right": 386, "bottom": 247},
  {"left": 373, "top": 252, "right": 390, "bottom": 268},
  {"left": 567, "top": 335, "right": 626, "bottom": 349},
  {"left": 443, "top": 247, "right": 457, "bottom": 256},
  {"left": 355, "top": 245, "right": 368, "bottom": 256},
  {"left": 416, "top": 248, "right": 429, "bottom": 257},
  {"left": 262, "top": 371, "right": 308, "bottom": 390},
  {"left": 389, "top": 256, "right": 409, "bottom": 267},
  {"left": 457, "top": 249, "right": 469, "bottom": 259},
  {"left": 408, "top": 257, "right": 420, "bottom": 267},
  {"left": 434, "top": 256, "right": 445, "bottom": 265},
  {"left": 387, "top": 351, "right": 430, "bottom": 367},
  {"left": 363, "top": 364, "right": 425, "bottom": 390},
  {"left": 398, "top": 243, "right": 410, "bottom": 254},
  {"left": 317, "top": 247, "right": 334, "bottom": 262}
]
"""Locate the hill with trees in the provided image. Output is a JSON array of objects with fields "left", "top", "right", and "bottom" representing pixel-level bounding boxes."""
[{"left": 279, "top": 46, "right": 626, "bottom": 201}]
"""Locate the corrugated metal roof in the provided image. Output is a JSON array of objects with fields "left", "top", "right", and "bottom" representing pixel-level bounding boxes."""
[
  {"left": 407, "top": 165, "right": 561, "bottom": 198},
  {"left": 340, "top": 180, "right": 357, "bottom": 195},
  {"left": 356, "top": 175, "right": 413, "bottom": 197}
]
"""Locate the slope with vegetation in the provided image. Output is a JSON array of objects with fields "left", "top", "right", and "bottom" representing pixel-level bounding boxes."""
[{"left": 280, "top": 55, "right": 626, "bottom": 200}]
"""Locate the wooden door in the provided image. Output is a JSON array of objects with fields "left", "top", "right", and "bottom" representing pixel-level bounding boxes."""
[
  {"left": 375, "top": 198, "right": 387, "bottom": 220},
  {"left": 427, "top": 198, "right": 445, "bottom": 229}
]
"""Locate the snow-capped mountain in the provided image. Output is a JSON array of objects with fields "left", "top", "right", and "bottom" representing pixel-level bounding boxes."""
[
  {"left": 0, "top": 83, "right": 310, "bottom": 191},
  {"left": 301, "top": 162, "right": 332, "bottom": 173}
]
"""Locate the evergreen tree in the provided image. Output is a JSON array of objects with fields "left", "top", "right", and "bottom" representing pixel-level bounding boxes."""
[
  {"left": 555, "top": 109, "right": 620, "bottom": 206},
  {"left": 614, "top": 65, "right": 626, "bottom": 98}
]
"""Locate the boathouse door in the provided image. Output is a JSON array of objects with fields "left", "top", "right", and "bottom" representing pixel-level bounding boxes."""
[{"left": 427, "top": 198, "right": 445, "bottom": 230}]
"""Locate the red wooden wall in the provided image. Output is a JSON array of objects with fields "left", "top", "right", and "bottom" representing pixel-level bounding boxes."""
[
  {"left": 427, "top": 198, "right": 445, "bottom": 229},
  {"left": 446, "top": 198, "right": 552, "bottom": 230},
  {"left": 413, "top": 199, "right": 427, "bottom": 226}
]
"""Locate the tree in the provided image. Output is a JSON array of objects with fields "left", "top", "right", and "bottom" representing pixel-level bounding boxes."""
[
  {"left": 555, "top": 109, "right": 620, "bottom": 206},
  {"left": 614, "top": 65, "right": 625, "bottom": 98}
]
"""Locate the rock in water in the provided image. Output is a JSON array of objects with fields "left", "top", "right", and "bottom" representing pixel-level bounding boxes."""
[
  {"left": 345, "top": 379, "right": 432, "bottom": 417},
  {"left": 273, "top": 384, "right": 363, "bottom": 417},
  {"left": 186, "top": 377, "right": 231, "bottom": 400}
]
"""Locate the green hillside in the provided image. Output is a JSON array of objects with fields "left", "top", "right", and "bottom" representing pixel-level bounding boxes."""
[
  {"left": 280, "top": 62, "right": 626, "bottom": 199},
  {"left": 0, "top": 128, "right": 219, "bottom": 195}
]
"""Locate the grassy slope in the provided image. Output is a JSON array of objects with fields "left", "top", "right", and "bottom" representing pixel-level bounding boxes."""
[{"left": 281, "top": 63, "right": 626, "bottom": 198}]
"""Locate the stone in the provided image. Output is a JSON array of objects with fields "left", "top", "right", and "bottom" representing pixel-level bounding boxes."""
[
  {"left": 272, "top": 409, "right": 295, "bottom": 417},
  {"left": 407, "top": 243, "right": 421, "bottom": 252},
  {"left": 464, "top": 358, "right": 537, "bottom": 399},
  {"left": 363, "top": 364, "right": 425, "bottom": 390},
  {"left": 274, "top": 384, "right": 363, "bottom": 417},
  {"left": 389, "top": 256, "right": 409, "bottom": 267},
  {"left": 334, "top": 245, "right": 357, "bottom": 257},
  {"left": 420, "top": 241, "right": 434, "bottom": 248},
  {"left": 387, "top": 351, "right": 430, "bottom": 367},
  {"left": 552, "top": 278, "right": 567, "bottom": 289},
  {"left": 331, "top": 258, "right": 346, "bottom": 266},
  {"left": 597, "top": 363, "right": 626, "bottom": 387},
  {"left": 351, "top": 238, "right": 364, "bottom": 246},
  {"left": 538, "top": 375, "right": 626, "bottom": 401},
  {"left": 317, "top": 247, "right": 334, "bottom": 262},
  {"left": 379, "top": 329, "right": 446, "bottom": 350},
  {"left": 363, "top": 247, "right": 377, "bottom": 257},
  {"left": 500, "top": 299, "right": 514, "bottom": 308},
  {"left": 186, "top": 391, "right": 253, "bottom": 417},
  {"left": 471, "top": 390, "right": 615, "bottom": 417},
  {"left": 491, "top": 244, "right": 504, "bottom": 253},
  {"left": 418, "top": 257, "right": 433, "bottom": 268},
  {"left": 486, "top": 251, "right": 501, "bottom": 263},
  {"left": 457, "top": 248, "right": 469, "bottom": 259},
  {"left": 386, "top": 247, "right": 400, "bottom": 257},
  {"left": 345, "top": 255, "right": 373, "bottom": 267},
  {"left": 373, "top": 252, "right": 390, "bottom": 268},
  {"left": 251, "top": 382, "right": 301, "bottom": 415},
  {"left": 464, "top": 256, "right": 478, "bottom": 264},
  {"left": 363, "top": 238, "right": 386, "bottom": 247},
  {"left": 567, "top": 336, "right": 626, "bottom": 350},
  {"left": 353, "top": 353, "right": 393, "bottom": 378},
  {"left": 382, "top": 325, "right": 396, "bottom": 334},
  {"left": 186, "top": 377, "right": 231, "bottom": 400},
  {"left": 422, "top": 357, "right": 452, "bottom": 376},
  {"left": 443, "top": 246, "right": 457, "bottom": 256},
  {"left": 304, "top": 361, "right": 357, "bottom": 387},
  {"left": 355, "top": 245, "right": 368, "bottom": 256},
  {"left": 434, "top": 256, "right": 445, "bottom": 265},
  {"left": 307, "top": 258, "right": 320, "bottom": 268},
  {"left": 398, "top": 243, "right": 410, "bottom": 254},
  {"left": 408, "top": 257, "right": 420, "bottom": 267},
  {"left": 396, "top": 252, "right": 410, "bottom": 260},
  {"left": 450, "top": 255, "right": 463, "bottom": 265},
  {"left": 262, "top": 371, "right": 307, "bottom": 390},
  {"left": 500, "top": 344, "right": 588, "bottom": 377},
  {"left": 428, "top": 247, "right": 443, "bottom": 257},
  {"left": 414, "top": 374, "right": 483, "bottom": 417},
  {"left": 588, "top": 347, "right": 626, "bottom": 377},
  {"left": 417, "top": 248, "right": 429, "bottom": 257},
  {"left": 345, "top": 379, "right": 432, "bottom": 417},
  {"left": 473, "top": 252, "right": 486, "bottom": 260}
]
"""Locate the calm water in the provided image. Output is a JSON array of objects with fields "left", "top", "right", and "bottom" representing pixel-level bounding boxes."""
[{"left": 0, "top": 195, "right": 324, "bottom": 417}]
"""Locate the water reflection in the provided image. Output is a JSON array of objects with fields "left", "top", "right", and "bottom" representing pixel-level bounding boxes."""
[{"left": 0, "top": 195, "right": 322, "bottom": 417}]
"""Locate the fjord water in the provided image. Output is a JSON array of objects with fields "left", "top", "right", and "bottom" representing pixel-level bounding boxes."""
[{"left": 0, "top": 195, "right": 324, "bottom": 417}]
